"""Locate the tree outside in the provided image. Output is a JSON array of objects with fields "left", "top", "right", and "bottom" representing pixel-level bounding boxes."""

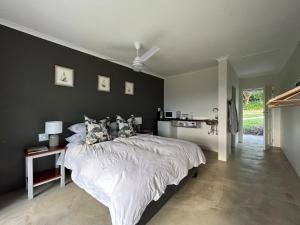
[{"left": 242, "top": 89, "right": 264, "bottom": 136}]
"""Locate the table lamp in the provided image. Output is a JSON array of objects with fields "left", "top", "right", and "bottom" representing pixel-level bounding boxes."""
[
  {"left": 45, "top": 121, "right": 63, "bottom": 147},
  {"left": 134, "top": 117, "right": 142, "bottom": 132}
]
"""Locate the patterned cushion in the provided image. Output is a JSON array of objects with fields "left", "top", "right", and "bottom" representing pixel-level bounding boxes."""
[
  {"left": 116, "top": 115, "right": 136, "bottom": 138},
  {"left": 85, "top": 116, "right": 111, "bottom": 145}
]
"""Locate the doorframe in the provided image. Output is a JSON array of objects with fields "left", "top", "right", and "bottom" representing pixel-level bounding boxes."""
[
  {"left": 240, "top": 87, "right": 266, "bottom": 148},
  {"left": 231, "top": 86, "right": 237, "bottom": 147},
  {"left": 263, "top": 85, "right": 273, "bottom": 150}
]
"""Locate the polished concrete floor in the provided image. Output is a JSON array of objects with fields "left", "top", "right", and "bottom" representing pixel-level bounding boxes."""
[
  {"left": 1, "top": 143, "right": 300, "bottom": 225},
  {"left": 243, "top": 134, "right": 263, "bottom": 147}
]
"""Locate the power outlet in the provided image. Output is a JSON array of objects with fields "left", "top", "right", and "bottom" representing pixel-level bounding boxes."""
[{"left": 38, "top": 133, "right": 49, "bottom": 142}]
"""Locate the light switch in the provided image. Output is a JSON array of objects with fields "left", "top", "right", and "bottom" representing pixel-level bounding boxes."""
[{"left": 38, "top": 133, "right": 49, "bottom": 142}]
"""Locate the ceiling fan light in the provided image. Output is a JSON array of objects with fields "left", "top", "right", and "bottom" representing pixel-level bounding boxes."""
[
  {"left": 133, "top": 63, "right": 143, "bottom": 72},
  {"left": 133, "top": 67, "right": 141, "bottom": 72},
  {"left": 131, "top": 42, "right": 159, "bottom": 73}
]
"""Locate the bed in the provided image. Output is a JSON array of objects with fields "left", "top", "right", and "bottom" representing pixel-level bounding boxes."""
[{"left": 59, "top": 134, "right": 206, "bottom": 225}]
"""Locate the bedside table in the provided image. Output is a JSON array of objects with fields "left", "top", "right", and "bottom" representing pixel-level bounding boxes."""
[
  {"left": 137, "top": 129, "right": 153, "bottom": 135},
  {"left": 25, "top": 146, "right": 66, "bottom": 200}
]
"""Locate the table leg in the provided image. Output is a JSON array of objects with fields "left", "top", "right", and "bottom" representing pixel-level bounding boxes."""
[
  {"left": 60, "top": 151, "right": 65, "bottom": 187},
  {"left": 25, "top": 158, "right": 28, "bottom": 190},
  {"left": 55, "top": 153, "right": 59, "bottom": 168},
  {"left": 27, "top": 157, "right": 33, "bottom": 200}
]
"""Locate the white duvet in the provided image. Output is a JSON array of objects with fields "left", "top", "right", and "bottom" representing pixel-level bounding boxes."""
[{"left": 61, "top": 134, "right": 206, "bottom": 225}]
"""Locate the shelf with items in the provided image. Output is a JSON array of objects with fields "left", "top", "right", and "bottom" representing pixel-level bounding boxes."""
[{"left": 25, "top": 145, "right": 66, "bottom": 200}]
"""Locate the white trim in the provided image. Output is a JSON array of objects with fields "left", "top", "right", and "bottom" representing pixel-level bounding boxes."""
[
  {"left": 239, "top": 69, "right": 281, "bottom": 78},
  {"left": 165, "top": 66, "right": 218, "bottom": 79},
  {"left": 216, "top": 56, "right": 229, "bottom": 62},
  {"left": 0, "top": 18, "right": 164, "bottom": 79}
]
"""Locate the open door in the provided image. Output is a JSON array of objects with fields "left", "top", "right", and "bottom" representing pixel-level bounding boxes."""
[
  {"left": 263, "top": 85, "right": 272, "bottom": 150},
  {"left": 231, "top": 86, "right": 237, "bottom": 147},
  {"left": 242, "top": 88, "right": 264, "bottom": 148}
]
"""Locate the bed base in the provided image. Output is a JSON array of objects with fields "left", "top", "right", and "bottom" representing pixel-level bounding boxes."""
[{"left": 136, "top": 167, "right": 199, "bottom": 225}]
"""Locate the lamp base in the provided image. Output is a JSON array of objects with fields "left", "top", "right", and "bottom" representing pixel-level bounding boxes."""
[{"left": 49, "top": 134, "right": 59, "bottom": 147}]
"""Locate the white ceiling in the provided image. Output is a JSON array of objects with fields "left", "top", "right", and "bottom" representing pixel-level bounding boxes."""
[{"left": 1, "top": 0, "right": 300, "bottom": 78}]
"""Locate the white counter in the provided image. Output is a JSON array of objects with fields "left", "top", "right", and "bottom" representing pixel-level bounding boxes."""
[{"left": 157, "top": 121, "right": 218, "bottom": 152}]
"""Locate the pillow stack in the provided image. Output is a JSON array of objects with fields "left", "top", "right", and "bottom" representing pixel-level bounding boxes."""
[
  {"left": 66, "top": 123, "right": 86, "bottom": 144},
  {"left": 66, "top": 115, "right": 137, "bottom": 145}
]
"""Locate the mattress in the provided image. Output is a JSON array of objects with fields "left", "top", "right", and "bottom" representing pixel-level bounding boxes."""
[{"left": 59, "top": 134, "right": 206, "bottom": 225}]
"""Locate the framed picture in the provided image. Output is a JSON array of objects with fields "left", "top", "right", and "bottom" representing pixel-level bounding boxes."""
[
  {"left": 55, "top": 65, "right": 74, "bottom": 87},
  {"left": 125, "top": 81, "right": 134, "bottom": 95},
  {"left": 98, "top": 75, "right": 110, "bottom": 92}
]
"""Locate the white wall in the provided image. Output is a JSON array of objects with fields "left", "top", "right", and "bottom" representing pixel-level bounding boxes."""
[
  {"left": 164, "top": 66, "right": 219, "bottom": 151},
  {"left": 279, "top": 42, "right": 300, "bottom": 177},
  {"left": 165, "top": 67, "right": 218, "bottom": 117},
  {"left": 239, "top": 74, "right": 282, "bottom": 147}
]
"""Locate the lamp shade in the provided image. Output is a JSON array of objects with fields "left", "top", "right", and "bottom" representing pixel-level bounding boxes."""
[
  {"left": 45, "top": 121, "right": 63, "bottom": 134},
  {"left": 135, "top": 117, "right": 142, "bottom": 125}
]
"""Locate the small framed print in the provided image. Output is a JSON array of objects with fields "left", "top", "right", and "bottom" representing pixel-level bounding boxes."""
[
  {"left": 125, "top": 81, "right": 134, "bottom": 95},
  {"left": 98, "top": 75, "right": 110, "bottom": 92},
  {"left": 55, "top": 65, "right": 74, "bottom": 87}
]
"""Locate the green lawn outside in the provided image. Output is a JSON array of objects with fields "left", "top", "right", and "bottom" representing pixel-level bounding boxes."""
[
  {"left": 243, "top": 101, "right": 263, "bottom": 131},
  {"left": 243, "top": 91, "right": 264, "bottom": 135},
  {"left": 243, "top": 110, "right": 263, "bottom": 119},
  {"left": 243, "top": 117, "right": 263, "bottom": 129},
  {"left": 243, "top": 101, "right": 263, "bottom": 111}
]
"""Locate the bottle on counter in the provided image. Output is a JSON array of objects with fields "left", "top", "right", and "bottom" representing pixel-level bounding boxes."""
[
  {"left": 189, "top": 112, "right": 194, "bottom": 120},
  {"left": 157, "top": 107, "right": 164, "bottom": 120},
  {"left": 160, "top": 109, "right": 164, "bottom": 119}
]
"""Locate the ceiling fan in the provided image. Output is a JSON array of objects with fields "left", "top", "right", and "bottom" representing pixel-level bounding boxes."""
[{"left": 132, "top": 42, "right": 160, "bottom": 72}]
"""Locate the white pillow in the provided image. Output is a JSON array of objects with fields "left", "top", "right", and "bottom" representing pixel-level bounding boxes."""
[
  {"left": 68, "top": 123, "right": 85, "bottom": 134},
  {"left": 65, "top": 133, "right": 86, "bottom": 143}
]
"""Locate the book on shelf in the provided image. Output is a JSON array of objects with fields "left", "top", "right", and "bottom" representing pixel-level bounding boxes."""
[{"left": 27, "top": 146, "right": 48, "bottom": 154}]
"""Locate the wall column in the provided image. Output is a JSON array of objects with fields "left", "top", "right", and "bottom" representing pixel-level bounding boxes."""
[
  {"left": 217, "top": 57, "right": 229, "bottom": 161},
  {"left": 238, "top": 87, "right": 243, "bottom": 143}
]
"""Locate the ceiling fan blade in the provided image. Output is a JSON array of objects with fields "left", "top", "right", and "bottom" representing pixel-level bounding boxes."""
[
  {"left": 103, "top": 57, "right": 121, "bottom": 63},
  {"left": 142, "top": 64, "right": 158, "bottom": 75},
  {"left": 106, "top": 58, "right": 118, "bottom": 62},
  {"left": 140, "top": 46, "right": 160, "bottom": 62}
]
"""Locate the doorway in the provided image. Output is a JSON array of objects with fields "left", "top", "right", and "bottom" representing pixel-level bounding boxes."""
[
  {"left": 231, "top": 86, "right": 237, "bottom": 147},
  {"left": 242, "top": 88, "right": 264, "bottom": 147}
]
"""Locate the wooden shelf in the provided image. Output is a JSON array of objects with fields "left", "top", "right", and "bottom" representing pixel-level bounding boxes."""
[
  {"left": 25, "top": 145, "right": 65, "bottom": 157},
  {"left": 138, "top": 129, "right": 153, "bottom": 134},
  {"left": 33, "top": 168, "right": 61, "bottom": 187},
  {"left": 267, "top": 86, "right": 300, "bottom": 108}
]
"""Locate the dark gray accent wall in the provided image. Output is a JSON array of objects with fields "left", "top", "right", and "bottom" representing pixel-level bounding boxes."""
[{"left": 0, "top": 25, "right": 164, "bottom": 194}]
